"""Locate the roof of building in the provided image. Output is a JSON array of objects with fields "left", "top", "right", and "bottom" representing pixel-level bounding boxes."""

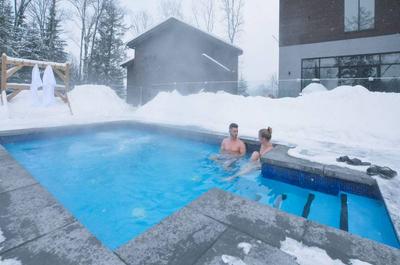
[
  {"left": 120, "top": 57, "right": 134, "bottom": 68},
  {"left": 126, "top": 17, "right": 243, "bottom": 55}
]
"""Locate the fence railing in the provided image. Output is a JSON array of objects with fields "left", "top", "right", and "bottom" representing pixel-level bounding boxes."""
[{"left": 124, "top": 76, "right": 400, "bottom": 105}]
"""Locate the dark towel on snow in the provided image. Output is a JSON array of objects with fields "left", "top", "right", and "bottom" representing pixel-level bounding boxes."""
[
  {"left": 336, "top": 156, "right": 371, "bottom": 166},
  {"left": 336, "top": 156, "right": 397, "bottom": 179},
  {"left": 367, "top": 165, "right": 397, "bottom": 179}
]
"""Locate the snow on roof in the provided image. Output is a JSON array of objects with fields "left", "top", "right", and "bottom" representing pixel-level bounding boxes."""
[
  {"left": 202, "top": 53, "right": 231, "bottom": 72},
  {"left": 120, "top": 57, "right": 134, "bottom": 67},
  {"left": 126, "top": 17, "right": 243, "bottom": 54}
]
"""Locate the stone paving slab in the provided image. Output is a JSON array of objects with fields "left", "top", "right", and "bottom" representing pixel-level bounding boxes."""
[
  {"left": 193, "top": 228, "right": 298, "bottom": 265},
  {"left": 1, "top": 222, "right": 126, "bottom": 265},
  {"left": 116, "top": 207, "right": 227, "bottom": 265},
  {"left": 0, "top": 184, "right": 76, "bottom": 253},
  {"left": 262, "top": 145, "right": 325, "bottom": 177},
  {"left": 0, "top": 153, "right": 37, "bottom": 194},
  {"left": 188, "top": 189, "right": 400, "bottom": 265},
  {"left": 323, "top": 164, "right": 376, "bottom": 186},
  {"left": 187, "top": 189, "right": 306, "bottom": 248}
]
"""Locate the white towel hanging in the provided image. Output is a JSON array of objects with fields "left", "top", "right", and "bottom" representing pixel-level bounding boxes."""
[
  {"left": 30, "top": 64, "right": 42, "bottom": 106},
  {"left": 42, "top": 65, "right": 57, "bottom": 106}
]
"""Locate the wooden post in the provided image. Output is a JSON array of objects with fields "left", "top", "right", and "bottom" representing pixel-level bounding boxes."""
[
  {"left": 64, "top": 63, "right": 73, "bottom": 115},
  {"left": 1, "top": 53, "right": 7, "bottom": 105}
]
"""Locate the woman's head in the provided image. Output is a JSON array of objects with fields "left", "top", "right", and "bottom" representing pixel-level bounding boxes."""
[{"left": 258, "top": 127, "right": 272, "bottom": 143}]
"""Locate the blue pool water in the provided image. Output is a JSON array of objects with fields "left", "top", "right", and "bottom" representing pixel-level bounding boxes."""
[{"left": 2, "top": 128, "right": 399, "bottom": 249}]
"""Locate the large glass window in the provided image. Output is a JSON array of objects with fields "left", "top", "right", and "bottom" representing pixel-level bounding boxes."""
[
  {"left": 345, "top": 0, "right": 375, "bottom": 32},
  {"left": 301, "top": 52, "right": 400, "bottom": 92}
]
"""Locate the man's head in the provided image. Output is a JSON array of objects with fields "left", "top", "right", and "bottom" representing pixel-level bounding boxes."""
[{"left": 229, "top": 123, "right": 239, "bottom": 140}]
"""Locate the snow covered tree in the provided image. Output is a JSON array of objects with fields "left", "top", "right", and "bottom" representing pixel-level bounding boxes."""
[
  {"left": 17, "top": 22, "right": 44, "bottom": 60},
  {"left": 43, "top": 0, "right": 67, "bottom": 61},
  {"left": 0, "top": 0, "right": 14, "bottom": 55},
  {"left": 88, "top": 0, "right": 125, "bottom": 96}
]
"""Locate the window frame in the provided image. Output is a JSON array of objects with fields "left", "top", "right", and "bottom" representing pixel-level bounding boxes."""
[
  {"left": 301, "top": 51, "right": 400, "bottom": 91},
  {"left": 344, "top": 0, "right": 375, "bottom": 32}
]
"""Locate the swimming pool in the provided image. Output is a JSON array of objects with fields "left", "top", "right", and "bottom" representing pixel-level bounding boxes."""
[{"left": 1, "top": 126, "right": 399, "bottom": 250}]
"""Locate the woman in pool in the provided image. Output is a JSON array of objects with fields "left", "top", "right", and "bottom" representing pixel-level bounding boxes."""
[{"left": 224, "top": 127, "right": 273, "bottom": 181}]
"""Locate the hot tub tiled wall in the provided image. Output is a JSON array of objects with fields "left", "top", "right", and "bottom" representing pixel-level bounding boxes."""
[
  {"left": 262, "top": 163, "right": 381, "bottom": 198},
  {"left": 260, "top": 144, "right": 399, "bottom": 241}
]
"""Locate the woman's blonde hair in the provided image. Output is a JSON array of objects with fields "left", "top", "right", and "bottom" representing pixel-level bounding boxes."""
[{"left": 259, "top": 127, "right": 272, "bottom": 141}]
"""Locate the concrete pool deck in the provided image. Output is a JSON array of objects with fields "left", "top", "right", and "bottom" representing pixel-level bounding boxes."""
[{"left": 0, "top": 122, "right": 399, "bottom": 264}]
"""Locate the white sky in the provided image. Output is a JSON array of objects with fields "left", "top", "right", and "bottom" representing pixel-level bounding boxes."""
[{"left": 64, "top": 0, "right": 279, "bottom": 82}]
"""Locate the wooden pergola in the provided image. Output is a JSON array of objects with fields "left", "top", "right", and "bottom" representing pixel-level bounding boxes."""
[{"left": 1, "top": 53, "right": 73, "bottom": 114}]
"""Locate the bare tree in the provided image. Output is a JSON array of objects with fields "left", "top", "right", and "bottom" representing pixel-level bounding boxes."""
[
  {"left": 220, "top": 0, "right": 244, "bottom": 44},
  {"left": 69, "top": 0, "right": 91, "bottom": 81},
  {"left": 13, "top": 0, "right": 34, "bottom": 29},
  {"left": 68, "top": 0, "right": 105, "bottom": 82},
  {"left": 158, "top": 0, "right": 183, "bottom": 20},
  {"left": 27, "top": 0, "right": 51, "bottom": 38},
  {"left": 191, "top": 0, "right": 215, "bottom": 32},
  {"left": 130, "top": 10, "right": 153, "bottom": 36},
  {"left": 86, "top": 0, "right": 106, "bottom": 80}
]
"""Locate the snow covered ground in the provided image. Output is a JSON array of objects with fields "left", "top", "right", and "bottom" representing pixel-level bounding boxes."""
[
  {"left": 0, "top": 83, "right": 399, "bottom": 259},
  {"left": 0, "top": 85, "right": 135, "bottom": 131},
  {"left": 280, "top": 237, "right": 372, "bottom": 265}
]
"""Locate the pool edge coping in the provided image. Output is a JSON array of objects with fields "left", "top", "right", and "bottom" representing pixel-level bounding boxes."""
[{"left": 0, "top": 121, "right": 399, "bottom": 262}]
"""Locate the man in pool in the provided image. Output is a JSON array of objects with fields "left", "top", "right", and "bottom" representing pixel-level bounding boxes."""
[
  {"left": 220, "top": 123, "right": 246, "bottom": 156},
  {"left": 210, "top": 123, "right": 246, "bottom": 169}
]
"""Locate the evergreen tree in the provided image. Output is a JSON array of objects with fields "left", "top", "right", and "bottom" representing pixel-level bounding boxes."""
[
  {"left": 17, "top": 22, "right": 44, "bottom": 60},
  {"left": 89, "top": 0, "right": 126, "bottom": 97},
  {"left": 0, "top": 0, "right": 14, "bottom": 56},
  {"left": 44, "top": 0, "right": 67, "bottom": 62}
]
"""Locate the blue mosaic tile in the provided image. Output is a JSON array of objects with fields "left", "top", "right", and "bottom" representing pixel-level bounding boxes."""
[{"left": 262, "top": 163, "right": 380, "bottom": 199}]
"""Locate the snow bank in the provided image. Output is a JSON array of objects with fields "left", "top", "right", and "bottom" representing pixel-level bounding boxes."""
[
  {"left": 0, "top": 85, "right": 134, "bottom": 131},
  {"left": 280, "top": 237, "right": 372, "bottom": 265},
  {"left": 68, "top": 85, "right": 131, "bottom": 117},
  {"left": 301, "top": 82, "right": 328, "bottom": 95},
  {"left": 133, "top": 85, "right": 399, "bottom": 152},
  {"left": 133, "top": 85, "right": 400, "bottom": 232}
]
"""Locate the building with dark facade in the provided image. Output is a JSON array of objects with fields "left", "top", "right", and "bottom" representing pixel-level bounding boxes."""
[
  {"left": 122, "top": 17, "right": 243, "bottom": 105},
  {"left": 279, "top": 0, "right": 400, "bottom": 97}
]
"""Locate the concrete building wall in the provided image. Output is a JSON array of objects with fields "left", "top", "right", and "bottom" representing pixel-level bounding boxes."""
[{"left": 278, "top": 33, "right": 400, "bottom": 97}]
